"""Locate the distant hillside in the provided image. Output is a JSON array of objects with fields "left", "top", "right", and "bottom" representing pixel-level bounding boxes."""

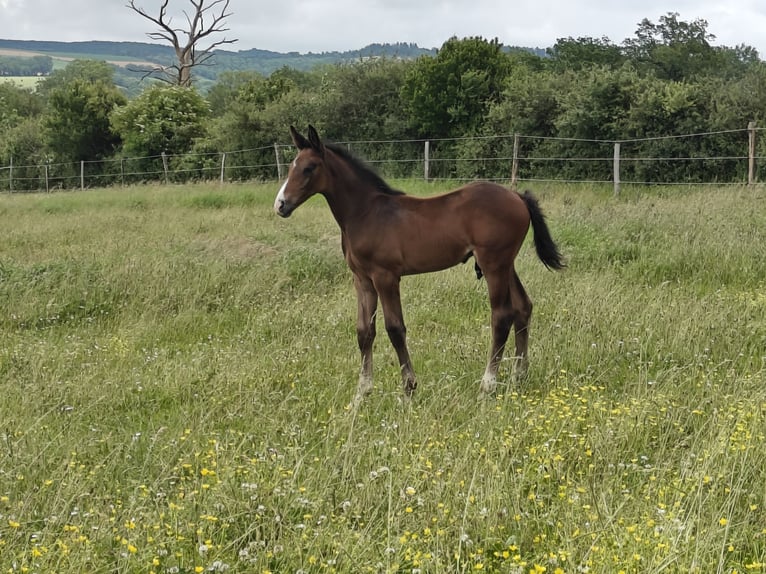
[
  {"left": 0, "top": 38, "right": 546, "bottom": 95},
  {"left": 0, "top": 39, "right": 438, "bottom": 76}
]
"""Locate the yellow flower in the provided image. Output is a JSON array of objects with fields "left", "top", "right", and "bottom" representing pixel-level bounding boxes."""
[
  {"left": 8, "top": 519, "right": 20, "bottom": 529},
  {"left": 719, "top": 517, "right": 729, "bottom": 526}
]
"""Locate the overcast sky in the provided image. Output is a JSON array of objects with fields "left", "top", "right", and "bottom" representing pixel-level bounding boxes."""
[{"left": 1, "top": 0, "right": 765, "bottom": 56}]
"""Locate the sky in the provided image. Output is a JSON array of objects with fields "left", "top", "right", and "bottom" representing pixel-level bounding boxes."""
[{"left": 1, "top": 0, "right": 765, "bottom": 56}]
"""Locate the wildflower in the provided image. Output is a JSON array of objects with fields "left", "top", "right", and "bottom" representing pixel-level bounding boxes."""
[{"left": 719, "top": 518, "right": 729, "bottom": 527}]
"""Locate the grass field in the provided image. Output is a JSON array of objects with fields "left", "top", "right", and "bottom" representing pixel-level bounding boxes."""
[
  {"left": 1, "top": 181, "right": 765, "bottom": 573},
  {"left": 0, "top": 76, "right": 43, "bottom": 89}
]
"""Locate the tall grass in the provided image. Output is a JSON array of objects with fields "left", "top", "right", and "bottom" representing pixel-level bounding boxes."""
[{"left": 1, "top": 182, "right": 765, "bottom": 573}]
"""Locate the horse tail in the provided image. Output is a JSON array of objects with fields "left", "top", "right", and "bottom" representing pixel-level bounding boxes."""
[{"left": 520, "top": 190, "right": 565, "bottom": 271}]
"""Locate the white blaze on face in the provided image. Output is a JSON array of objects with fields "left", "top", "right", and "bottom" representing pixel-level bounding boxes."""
[{"left": 274, "top": 179, "right": 288, "bottom": 213}]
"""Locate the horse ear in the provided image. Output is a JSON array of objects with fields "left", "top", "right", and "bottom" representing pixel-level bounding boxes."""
[
  {"left": 290, "top": 125, "right": 310, "bottom": 150},
  {"left": 307, "top": 125, "right": 324, "bottom": 155}
]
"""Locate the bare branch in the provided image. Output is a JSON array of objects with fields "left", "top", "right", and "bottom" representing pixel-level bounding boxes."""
[{"left": 126, "top": 0, "right": 237, "bottom": 86}]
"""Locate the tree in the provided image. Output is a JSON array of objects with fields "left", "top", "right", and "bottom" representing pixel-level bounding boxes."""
[
  {"left": 37, "top": 60, "right": 116, "bottom": 97},
  {"left": 110, "top": 84, "right": 209, "bottom": 158},
  {"left": 622, "top": 12, "right": 717, "bottom": 80},
  {"left": 0, "top": 83, "right": 43, "bottom": 128},
  {"left": 127, "top": 0, "right": 237, "bottom": 87},
  {"left": 547, "top": 36, "right": 624, "bottom": 71},
  {"left": 45, "top": 78, "right": 126, "bottom": 163},
  {"left": 400, "top": 36, "right": 511, "bottom": 138}
]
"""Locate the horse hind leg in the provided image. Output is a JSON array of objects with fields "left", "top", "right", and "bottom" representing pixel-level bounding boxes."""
[
  {"left": 480, "top": 267, "right": 514, "bottom": 394},
  {"left": 509, "top": 270, "right": 533, "bottom": 381}
]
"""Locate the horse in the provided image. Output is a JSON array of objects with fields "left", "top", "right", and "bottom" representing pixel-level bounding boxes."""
[{"left": 275, "top": 125, "right": 564, "bottom": 403}]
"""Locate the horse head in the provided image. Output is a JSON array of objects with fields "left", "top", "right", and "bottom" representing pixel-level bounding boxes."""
[{"left": 274, "top": 125, "right": 329, "bottom": 217}]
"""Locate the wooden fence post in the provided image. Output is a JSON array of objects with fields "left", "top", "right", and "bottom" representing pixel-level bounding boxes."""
[
  {"left": 161, "top": 152, "right": 169, "bottom": 184},
  {"left": 120, "top": 158, "right": 125, "bottom": 187},
  {"left": 613, "top": 142, "right": 621, "bottom": 196},
  {"left": 8, "top": 156, "right": 12, "bottom": 193},
  {"left": 424, "top": 140, "right": 430, "bottom": 182},
  {"left": 81, "top": 160, "right": 85, "bottom": 191},
  {"left": 748, "top": 121, "right": 756, "bottom": 185},
  {"left": 220, "top": 152, "right": 226, "bottom": 185},
  {"left": 44, "top": 163, "right": 49, "bottom": 193},
  {"left": 511, "top": 133, "right": 519, "bottom": 190},
  {"left": 274, "top": 143, "right": 283, "bottom": 180}
]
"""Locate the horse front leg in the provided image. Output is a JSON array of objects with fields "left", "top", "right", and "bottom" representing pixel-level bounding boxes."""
[
  {"left": 353, "top": 274, "right": 378, "bottom": 405},
  {"left": 373, "top": 273, "right": 417, "bottom": 398}
]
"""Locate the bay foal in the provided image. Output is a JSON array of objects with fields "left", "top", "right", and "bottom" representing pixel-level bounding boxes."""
[{"left": 275, "top": 126, "right": 563, "bottom": 402}]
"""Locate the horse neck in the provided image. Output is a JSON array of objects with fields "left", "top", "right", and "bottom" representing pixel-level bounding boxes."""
[{"left": 320, "top": 154, "right": 376, "bottom": 229}]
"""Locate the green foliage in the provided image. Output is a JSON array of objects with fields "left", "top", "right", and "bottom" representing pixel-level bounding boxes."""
[
  {"left": 1, "top": 14, "right": 766, "bottom": 187},
  {"left": 401, "top": 36, "right": 511, "bottom": 138},
  {"left": 44, "top": 79, "right": 126, "bottom": 163},
  {"left": 0, "top": 83, "right": 43, "bottom": 128},
  {"left": 547, "top": 36, "right": 624, "bottom": 71},
  {"left": 314, "top": 59, "right": 411, "bottom": 141},
  {"left": 206, "top": 70, "right": 265, "bottom": 117},
  {"left": 620, "top": 12, "right": 753, "bottom": 81},
  {"left": 0, "top": 55, "right": 53, "bottom": 76},
  {"left": 37, "top": 60, "right": 116, "bottom": 97},
  {"left": 110, "top": 85, "right": 209, "bottom": 158},
  {"left": 0, "top": 117, "right": 46, "bottom": 187}
]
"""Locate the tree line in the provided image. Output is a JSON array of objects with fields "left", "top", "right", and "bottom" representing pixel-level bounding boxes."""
[
  {"left": 0, "top": 55, "right": 53, "bottom": 77},
  {"left": 3, "top": 13, "right": 766, "bottom": 187}
]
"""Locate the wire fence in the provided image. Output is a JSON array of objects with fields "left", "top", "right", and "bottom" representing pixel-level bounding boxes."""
[{"left": 1, "top": 124, "right": 764, "bottom": 194}]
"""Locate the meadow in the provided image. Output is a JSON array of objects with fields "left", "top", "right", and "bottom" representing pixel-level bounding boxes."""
[
  {"left": 0, "top": 181, "right": 765, "bottom": 573},
  {"left": 0, "top": 76, "right": 43, "bottom": 88}
]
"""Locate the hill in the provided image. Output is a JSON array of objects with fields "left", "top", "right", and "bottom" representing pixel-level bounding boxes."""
[
  {"left": 0, "top": 38, "right": 545, "bottom": 96},
  {"left": 0, "top": 38, "right": 438, "bottom": 77},
  {"left": 0, "top": 38, "right": 546, "bottom": 77}
]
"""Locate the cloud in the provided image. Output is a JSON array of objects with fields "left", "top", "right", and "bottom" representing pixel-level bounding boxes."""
[{"left": 0, "top": 0, "right": 764, "bottom": 56}]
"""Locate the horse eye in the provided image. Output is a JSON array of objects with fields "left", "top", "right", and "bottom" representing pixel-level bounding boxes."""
[{"left": 303, "top": 164, "right": 316, "bottom": 176}]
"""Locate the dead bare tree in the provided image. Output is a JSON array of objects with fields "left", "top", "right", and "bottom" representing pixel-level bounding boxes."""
[{"left": 127, "top": 0, "right": 237, "bottom": 87}]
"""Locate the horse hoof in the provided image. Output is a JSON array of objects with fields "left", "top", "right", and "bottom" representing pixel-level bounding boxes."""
[{"left": 480, "top": 374, "right": 498, "bottom": 394}]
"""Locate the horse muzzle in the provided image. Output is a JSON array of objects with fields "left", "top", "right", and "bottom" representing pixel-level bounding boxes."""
[{"left": 274, "top": 198, "right": 294, "bottom": 218}]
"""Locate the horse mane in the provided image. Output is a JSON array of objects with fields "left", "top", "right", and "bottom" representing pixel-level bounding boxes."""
[{"left": 325, "top": 142, "right": 405, "bottom": 196}]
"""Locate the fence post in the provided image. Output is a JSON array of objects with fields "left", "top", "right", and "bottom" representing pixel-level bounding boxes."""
[
  {"left": 8, "top": 156, "right": 12, "bottom": 193},
  {"left": 81, "top": 160, "right": 85, "bottom": 191},
  {"left": 424, "top": 140, "right": 430, "bottom": 182},
  {"left": 748, "top": 121, "right": 756, "bottom": 185},
  {"left": 44, "top": 163, "right": 49, "bottom": 193},
  {"left": 511, "top": 133, "right": 519, "bottom": 190},
  {"left": 274, "top": 143, "right": 283, "bottom": 180},
  {"left": 120, "top": 158, "right": 125, "bottom": 187},
  {"left": 613, "top": 142, "right": 621, "bottom": 196},
  {"left": 161, "top": 152, "right": 169, "bottom": 184},
  {"left": 220, "top": 152, "right": 226, "bottom": 185}
]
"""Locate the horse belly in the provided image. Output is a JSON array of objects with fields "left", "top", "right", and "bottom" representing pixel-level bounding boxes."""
[{"left": 400, "top": 235, "right": 469, "bottom": 275}]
